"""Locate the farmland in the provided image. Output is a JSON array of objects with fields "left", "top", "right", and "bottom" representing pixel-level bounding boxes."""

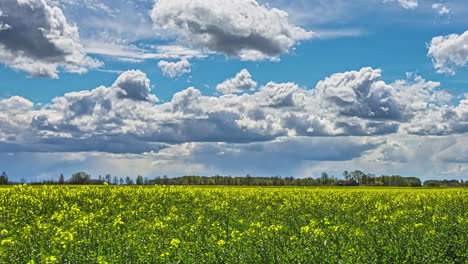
[{"left": 0, "top": 185, "right": 466, "bottom": 263}]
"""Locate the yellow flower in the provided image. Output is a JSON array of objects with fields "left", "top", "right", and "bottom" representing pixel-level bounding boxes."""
[
  {"left": 1, "top": 239, "right": 14, "bottom": 245},
  {"left": 217, "top": 240, "right": 226, "bottom": 246},
  {"left": 45, "top": 256, "right": 57, "bottom": 263},
  {"left": 170, "top": 238, "right": 180, "bottom": 247},
  {"left": 113, "top": 216, "right": 124, "bottom": 227},
  {"left": 313, "top": 228, "right": 324, "bottom": 237},
  {"left": 97, "top": 256, "right": 108, "bottom": 264},
  {"left": 0, "top": 229, "right": 8, "bottom": 235}
]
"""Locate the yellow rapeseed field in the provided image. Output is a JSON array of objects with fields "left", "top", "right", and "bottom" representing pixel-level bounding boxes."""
[{"left": 0, "top": 185, "right": 466, "bottom": 263}]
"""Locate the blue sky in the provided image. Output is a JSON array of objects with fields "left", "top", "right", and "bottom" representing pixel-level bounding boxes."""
[{"left": 0, "top": 0, "right": 467, "bottom": 181}]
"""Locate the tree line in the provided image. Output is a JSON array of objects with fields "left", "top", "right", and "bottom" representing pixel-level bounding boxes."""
[{"left": 0, "top": 170, "right": 466, "bottom": 187}]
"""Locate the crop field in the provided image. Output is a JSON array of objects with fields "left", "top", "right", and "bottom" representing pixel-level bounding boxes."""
[{"left": 0, "top": 185, "right": 466, "bottom": 263}]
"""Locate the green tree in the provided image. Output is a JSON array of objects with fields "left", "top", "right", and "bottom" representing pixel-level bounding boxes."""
[
  {"left": 59, "top": 174, "right": 65, "bottom": 184},
  {"left": 105, "top": 174, "right": 111, "bottom": 183},
  {"left": 343, "top": 171, "right": 351, "bottom": 181},
  {"left": 321, "top": 172, "right": 330, "bottom": 185},
  {"left": 125, "top": 176, "right": 133, "bottom": 185},
  {"left": 0, "top": 172, "right": 8, "bottom": 185},
  {"left": 69, "top": 172, "right": 91, "bottom": 185},
  {"left": 136, "top": 175, "right": 144, "bottom": 185},
  {"left": 351, "top": 170, "right": 366, "bottom": 184}
]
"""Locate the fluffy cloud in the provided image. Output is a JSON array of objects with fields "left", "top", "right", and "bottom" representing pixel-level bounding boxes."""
[
  {"left": 113, "top": 70, "right": 157, "bottom": 102},
  {"left": 0, "top": 70, "right": 165, "bottom": 153},
  {"left": 258, "top": 82, "right": 301, "bottom": 108},
  {"left": 150, "top": 0, "right": 314, "bottom": 61},
  {"left": 0, "top": 96, "right": 34, "bottom": 143},
  {"left": 216, "top": 69, "right": 257, "bottom": 94},
  {"left": 0, "top": 96, "right": 34, "bottom": 114},
  {"left": 314, "top": 67, "right": 402, "bottom": 120},
  {"left": 383, "top": 0, "right": 418, "bottom": 9},
  {"left": 158, "top": 59, "right": 192, "bottom": 78},
  {"left": 0, "top": 0, "right": 101, "bottom": 78},
  {"left": 406, "top": 97, "right": 468, "bottom": 135},
  {"left": 432, "top": 3, "right": 451, "bottom": 16},
  {"left": 1, "top": 67, "right": 466, "bottom": 155},
  {"left": 428, "top": 31, "right": 468, "bottom": 75}
]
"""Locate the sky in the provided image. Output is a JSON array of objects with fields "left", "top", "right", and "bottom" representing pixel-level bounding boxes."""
[{"left": 0, "top": 0, "right": 467, "bottom": 182}]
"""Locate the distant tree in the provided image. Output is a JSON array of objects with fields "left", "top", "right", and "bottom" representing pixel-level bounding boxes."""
[
  {"left": 119, "top": 177, "right": 124, "bottom": 185},
  {"left": 125, "top": 176, "right": 133, "bottom": 185},
  {"left": 136, "top": 175, "right": 144, "bottom": 185},
  {"left": 105, "top": 174, "right": 111, "bottom": 183},
  {"left": 345, "top": 179, "right": 359, "bottom": 186},
  {"left": 343, "top": 171, "right": 351, "bottom": 181},
  {"left": 0, "top": 172, "right": 8, "bottom": 185},
  {"left": 113, "top": 176, "right": 118, "bottom": 185},
  {"left": 69, "top": 172, "right": 91, "bottom": 185},
  {"left": 59, "top": 174, "right": 65, "bottom": 184},
  {"left": 152, "top": 176, "right": 161, "bottom": 185},
  {"left": 246, "top": 174, "right": 253, "bottom": 185},
  {"left": 142, "top": 173, "right": 429, "bottom": 187},
  {"left": 424, "top": 180, "right": 441, "bottom": 187},
  {"left": 423, "top": 179, "right": 463, "bottom": 187},
  {"left": 162, "top": 175, "right": 169, "bottom": 185},
  {"left": 321, "top": 172, "right": 330, "bottom": 185},
  {"left": 407, "top": 177, "right": 422, "bottom": 187},
  {"left": 351, "top": 170, "right": 366, "bottom": 184},
  {"left": 361, "top": 174, "right": 370, "bottom": 185}
]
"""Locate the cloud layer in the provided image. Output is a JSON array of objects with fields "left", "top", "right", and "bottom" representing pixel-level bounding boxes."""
[
  {"left": 0, "top": 67, "right": 465, "bottom": 156},
  {"left": 0, "top": 0, "right": 101, "bottom": 78},
  {"left": 150, "top": 0, "right": 314, "bottom": 61}
]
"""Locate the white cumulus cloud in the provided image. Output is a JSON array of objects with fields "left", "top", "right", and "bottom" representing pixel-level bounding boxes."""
[
  {"left": 150, "top": 0, "right": 314, "bottom": 61},
  {"left": 0, "top": 0, "right": 101, "bottom": 78},
  {"left": 428, "top": 31, "right": 468, "bottom": 75},
  {"left": 112, "top": 70, "right": 158, "bottom": 102},
  {"left": 216, "top": 69, "right": 257, "bottom": 94}
]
